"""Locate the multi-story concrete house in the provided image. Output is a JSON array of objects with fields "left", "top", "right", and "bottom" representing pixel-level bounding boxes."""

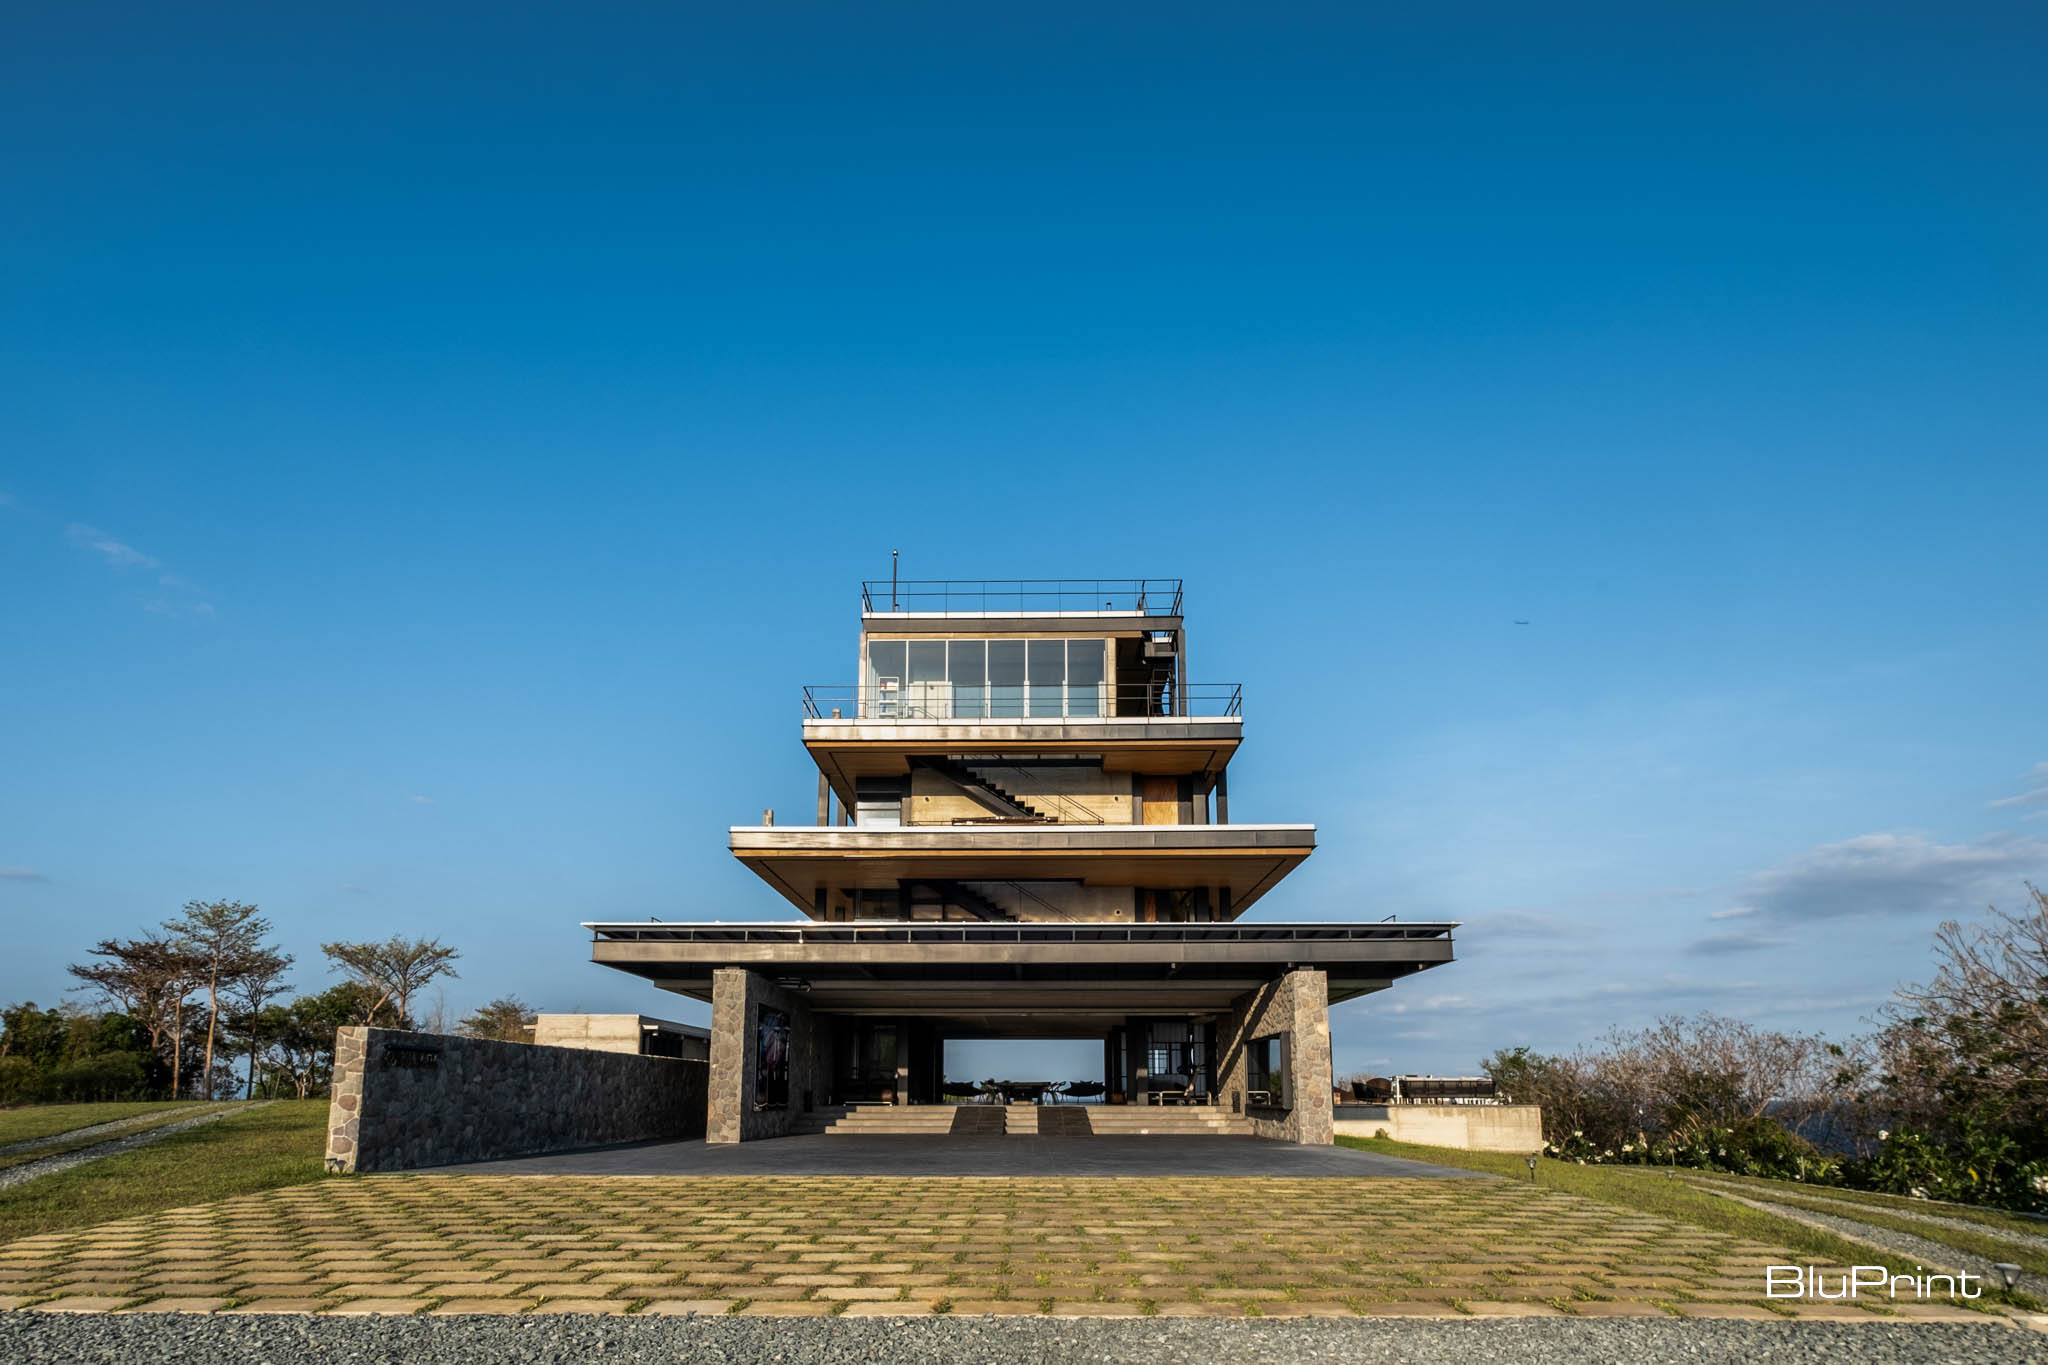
[{"left": 586, "top": 578, "right": 1456, "bottom": 1143}]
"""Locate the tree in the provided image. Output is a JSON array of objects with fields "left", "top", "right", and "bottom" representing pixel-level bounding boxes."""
[
  {"left": 258, "top": 983, "right": 398, "bottom": 1097},
  {"left": 164, "top": 899, "right": 274, "bottom": 1100},
  {"left": 320, "top": 936, "right": 460, "bottom": 1027},
  {"left": 67, "top": 934, "right": 203, "bottom": 1096},
  {"left": 225, "top": 946, "right": 293, "bottom": 1099},
  {"left": 1873, "top": 883, "right": 2048, "bottom": 1151},
  {"left": 459, "top": 996, "right": 537, "bottom": 1043}
]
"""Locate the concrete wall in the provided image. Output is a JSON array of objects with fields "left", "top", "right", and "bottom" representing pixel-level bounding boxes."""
[
  {"left": 707, "top": 969, "right": 834, "bottom": 1142},
  {"left": 1216, "top": 968, "right": 1334, "bottom": 1144},
  {"left": 531, "top": 1013, "right": 709, "bottom": 1059},
  {"left": 324, "top": 1026, "right": 706, "bottom": 1173},
  {"left": 1333, "top": 1103, "right": 1544, "bottom": 1153}
]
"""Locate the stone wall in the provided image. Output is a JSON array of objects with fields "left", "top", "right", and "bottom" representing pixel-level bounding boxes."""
[
  {"left": 1216, "top": 969, "right": 1335, "bottom": 1144},
  {"left": 324, "top": 1026, "right": 706, "bottom": 1173},
  {"left": 707, "top": 969, "right": 834, "bottom": 1142},
  {"left": 1333, "top": 1104, "right": 1544, "bottom": 1153}
]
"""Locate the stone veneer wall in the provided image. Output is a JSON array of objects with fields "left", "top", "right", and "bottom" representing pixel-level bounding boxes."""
[
  {"left": 324, "top": 1026, "right": 706, "bottom": 1173},
  {"left": 1216, "top": 968, "right": 1335, "bottom": 1144},
  {"left": 707, "top": 968, "right": 833, "bottom": 1143}
]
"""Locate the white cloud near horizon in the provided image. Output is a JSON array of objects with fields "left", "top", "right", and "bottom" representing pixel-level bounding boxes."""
[
  {"left": 1720, "top": 830, "right": 2048, "bottom": 924},
  {"left": 0, "top": 867, "right": 48, "bottom": 882}
]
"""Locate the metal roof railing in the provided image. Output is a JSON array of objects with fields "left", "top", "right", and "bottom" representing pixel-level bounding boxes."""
[{"left": 861, "top": 578, "right": 1184, "bottom": 617}]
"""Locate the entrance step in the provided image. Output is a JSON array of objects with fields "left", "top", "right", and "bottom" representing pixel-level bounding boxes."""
[
  {"left": 1036, "top": 1106, "right": 1092, "bottom": 1136},
  {"left": 1086, "top": 1105, "right": 1253, "bottom": 1136}
]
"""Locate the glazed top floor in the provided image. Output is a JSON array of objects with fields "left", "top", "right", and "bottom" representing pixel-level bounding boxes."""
[{"left": 802, "top": 577, "right": 1242, "bottom": 723}]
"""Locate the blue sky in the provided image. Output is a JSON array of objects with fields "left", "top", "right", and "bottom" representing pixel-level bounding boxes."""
[{"left": 3, "top": 3, "right": 2044, "bottom": 1081}]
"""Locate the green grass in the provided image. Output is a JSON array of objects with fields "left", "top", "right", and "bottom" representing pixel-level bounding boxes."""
[
  {"left": 0, "top": 1101, "right": 204, "bottom": 1148},
  {"left": 0, "top": 1103, "right": 236, "bottom": 1171},
  {"left": 1682, "top": 1170, "right": 2048, "bottom": 1241},
  {"left": 1681, "top": 1177, "right": 2048, "bottom": 1277},
  {"left": 0, "top": 1100, "right": 329, "bottom": 1244},
  {"left": 1340, "top": 1135, "right": 2040, "bottom": 1310}
]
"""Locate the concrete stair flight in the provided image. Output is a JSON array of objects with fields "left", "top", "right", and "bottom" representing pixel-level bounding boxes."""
[{"left": 1083, "top": 1104, "right": 1252, "bottom": 1137}]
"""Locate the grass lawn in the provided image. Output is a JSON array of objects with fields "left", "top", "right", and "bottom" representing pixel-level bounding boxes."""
[
  {"left": 0, "top": 1103, "right": 235, "bottom": 1172},
  {"left": 0, "top": 1100, "right": 329, "bottom": 1245},
  {"left": 1683, "top": 1176, "right": 2048, "bottom": 1277},
  {"left": 1685, "top": 1170, "right": 2048, "bottom": 1241},
  {"left": 0, "top": 1101, "right": 205, "bottom": 1148}
]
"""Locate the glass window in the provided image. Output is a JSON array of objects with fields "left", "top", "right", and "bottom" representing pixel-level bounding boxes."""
[
  {"left": 1066, "top": 639, "right": 1104, "bottom": 717},
  {"left": 948, "top": 640, "right": 986, "bottom": 719},
  {"left": 1028, "top": 640, "right": 1065, "bottom": 717},
  {"left": 906, "top": 641, "right": 946, "bottom": 683},
  {"left": 868, "top": 639, "right": 905, "bottom": 684},
  {"left": 866, "top": 640, "right": 906, "bottom": 718},
  {"left": 988, "top": 640, "right": 1026, "bottom": 718}
]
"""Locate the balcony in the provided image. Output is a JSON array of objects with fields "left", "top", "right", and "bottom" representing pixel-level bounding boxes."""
[
  {"left": 862, "top": 577, "right": 1183, "bottom": 617},
  {"left": 801, "top": 682, "right": 1243, "bottom": 721}
]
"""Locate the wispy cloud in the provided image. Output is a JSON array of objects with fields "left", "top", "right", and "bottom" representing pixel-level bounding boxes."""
[
  {"left": 408, "top": 795, "right": 434, "bottom": 805},
  {"left": 1707, "top": 905, "right": 1757, "bottom": 921},
  {"left": 65, "top": 522, "right": 214, "bottom": 616},
  {"left": 1721, "top": 830, "right": 2048, "bottom": 923},
  {"left": 1989, "top": 762, "right": 2048, "bottom": 811},
  {"left": 67, "top": 523, "right": 159, "bottom": 570},
  {"left": 0, "top": 867, "right": 49, "bottom": 883},
  {"left": 1686, "top": 930, "right": 1791, "bottom": 956},
  {"left": 339, "top": 882, "right": 372, "bottom": 895}
]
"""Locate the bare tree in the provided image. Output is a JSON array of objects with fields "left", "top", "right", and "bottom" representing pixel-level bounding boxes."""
[
  {"left": 165, "top": 900, "right": 273, "bottom": 1099},
  {"left": 68, "top": 934, "right": 202, "bottom": 1096},
  {"left": 321, "top": 936, "right": 460, "bottom": 1026},
  {"left": 1874, "top": 883, "right": 2048, "bottom": 1139}
]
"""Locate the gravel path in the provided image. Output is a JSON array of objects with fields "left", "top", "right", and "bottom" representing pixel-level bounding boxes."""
[
  {"left": 1688, "top": 1178, "right": 2048, "bottom": 1257},
  {"left": 1696, "top": 1183, "right": 2042, "bottom": 1301},
  {"left": 0, "top": 1103, "right": 263, "bottom": 1193},
  {"left": 1, "top": 1314, "right": 2041, "bottom": 1365}
]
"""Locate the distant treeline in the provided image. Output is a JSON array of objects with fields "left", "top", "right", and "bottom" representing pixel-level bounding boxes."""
[{"left": 1, "top": 898, "right": 537, "bottom": 1104}]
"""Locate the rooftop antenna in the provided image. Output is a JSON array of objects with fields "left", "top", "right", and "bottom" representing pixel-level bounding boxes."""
[{"left": 891, "top": 548, "right": 899, "bottom": 611}]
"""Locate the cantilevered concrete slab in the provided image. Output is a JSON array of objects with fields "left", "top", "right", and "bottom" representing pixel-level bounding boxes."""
[
  {"left": 730, "top": 822, "right": 1313, "bottom": 915},
  {"left": 586, "top": 918, "right": 1455, "bottom": 1031}
]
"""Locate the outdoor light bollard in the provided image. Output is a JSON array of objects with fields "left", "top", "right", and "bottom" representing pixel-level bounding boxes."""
[
  {"left": 1994, "top": 1262, "right": 2022, "bottom": 1295},
  {"left": 1525, "top": 1156, "right": 1537, "bottom": 1183}
]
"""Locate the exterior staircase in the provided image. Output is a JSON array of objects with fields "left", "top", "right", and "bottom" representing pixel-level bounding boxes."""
[{"left": 913, "top": 756, "right": 1050, "bottom": 821}]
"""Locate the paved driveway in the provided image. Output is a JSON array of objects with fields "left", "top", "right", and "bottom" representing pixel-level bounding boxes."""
[{"left": 426, "top": 1135, "right": 1484, "bottom": 1178}]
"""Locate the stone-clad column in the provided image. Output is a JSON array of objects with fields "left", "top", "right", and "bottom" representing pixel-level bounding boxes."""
[
  {"left": 708, "top": 967, "right": 827, "bottom": 1143},
  {"left": 1216, "top": 968, "right": 1334, "bottom": 1144},
  {"left": 707, "top": 968, "right": 750, "bottom": 1143}
]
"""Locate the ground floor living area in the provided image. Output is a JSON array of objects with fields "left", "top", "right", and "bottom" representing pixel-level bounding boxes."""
[{"left": 703, "top": 965, "right": 1337, "bottom": 1144}]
